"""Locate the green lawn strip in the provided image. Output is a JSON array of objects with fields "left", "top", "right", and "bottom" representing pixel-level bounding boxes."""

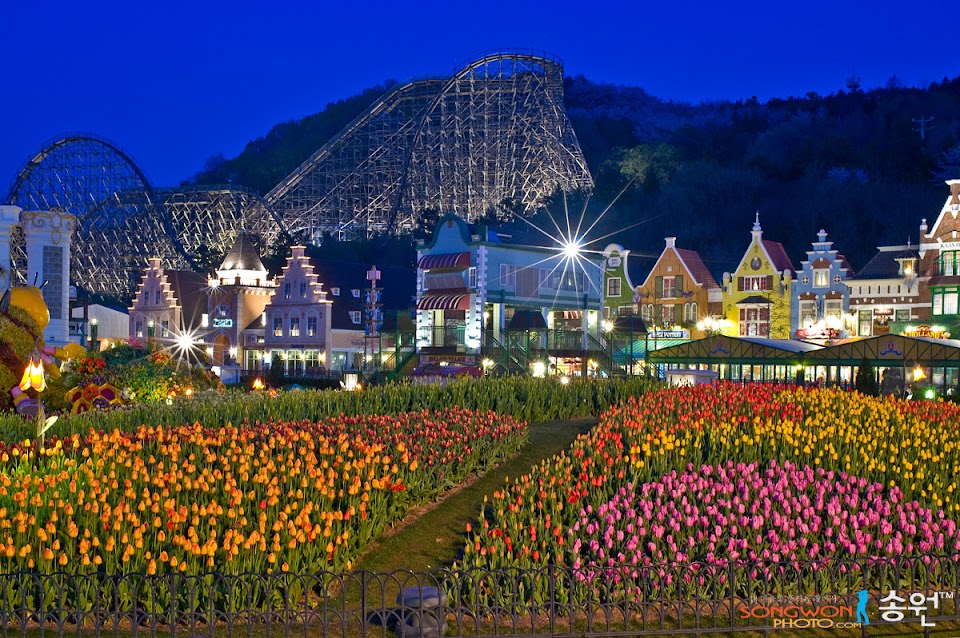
[{"left": 354, "top": 417, "right": 598, "bottom": 573}]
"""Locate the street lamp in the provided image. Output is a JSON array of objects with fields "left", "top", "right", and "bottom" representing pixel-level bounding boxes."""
[{"left": 89, "top": 317, "right": 99, "bottom": 351}]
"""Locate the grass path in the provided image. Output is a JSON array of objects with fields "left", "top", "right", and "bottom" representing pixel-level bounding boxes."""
[{"left": 353, "top": 417, "right": 596, "bottom": 573}]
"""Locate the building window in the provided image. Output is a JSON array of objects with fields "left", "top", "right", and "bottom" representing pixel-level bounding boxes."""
[
  {"left": 215, "top": 304, "right": 230, "bottom": 319},
  {"left": 824, "top": 299, "right": 842, "bottom": 318},
  {"left": 859, "top": 310, "right": 873, "bottom": 336},
  {"left": 283, "top": 283, "right": 291, "bottom": 300},
  {"left": 813, "top": 269, "right": 829, "bottom": 288},
  {"left": 161, "top": 320, "right": 170, "bottom": 338},
  {"left": 895, "top": 309, "right": 910, "bottom": 322},
  {"left": 201, "top": 313, "right": 209, "bottom": 328},
  {"left": 468, "top": 267, "right": 477, "bottom": 289},
  {"left": 661, "top": 304, "right": 675, "bottom": 326},
  {"left": 833, "top": 275, "right": 842, "bottom": 284},
  {"left": 273, "top": 317, "right": 283, "bottom": 337},
  {"left": 349, "top": 311, "right": 362, "bottom": 325},
  {"left": 290, "top": 316, "right": 300, "bottom": 337},
  {"left": 799, "top": 300, "right": 817, "bottom": 327},
  {"left": 135, "top": 319, "right": 144, "bottom": 339},
  {"left": 299, "top": 282, "right": 308, "bottom": 298},
  {"left": 742, "top": 276, "right": 766, "bottom": 292},
  {"left": 351, "top": 289, "right": 360, "bottom": 298},
  {"left": 944, "top": 289, "right": 959, "bottom": 315},
  {"left": 499, "top": 264, "right": 517, "bottom": 287},
  {"left": 661, "top": 276, "right": 676, "bottom": 299},
  {"left": 739, "top": 306, "right": 770, "bottom": 336},
  {"left": 154, "top": 289, "right": 161, "bottom": 305},
  {"left": 939, "top": 252, "right": 959, "bottom": 277},
  {"left": 688, "top": 302, "right": 697, "bottom": 323},
  {"left": 331, "top": 287, "right": 340, "bottom": 296},
  {"left": 607, "top": 277, "right": 621, "bottom": 298},
  {"left": 307, "top": 316, "right": 318, "bottom": 337}
]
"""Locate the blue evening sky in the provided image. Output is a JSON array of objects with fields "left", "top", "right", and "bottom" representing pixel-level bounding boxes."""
[{"left": 0, "top": 0, "right": 955, "bottom": 189}]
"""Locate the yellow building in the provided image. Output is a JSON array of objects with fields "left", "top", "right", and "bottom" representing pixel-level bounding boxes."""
[{"left": 722, "top": 215, "right": 794, "bottom": 339}]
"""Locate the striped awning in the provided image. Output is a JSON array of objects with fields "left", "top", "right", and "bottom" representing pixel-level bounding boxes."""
[
  {"left": 418, "top": 252, "right": 470, "bottom": 270},
  {"left": 417, "top": 293, "right": 471, "bottom": 311}
]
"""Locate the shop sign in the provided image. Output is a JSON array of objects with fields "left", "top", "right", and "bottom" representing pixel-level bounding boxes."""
[
  {"left": 606, "top": 256, "right": 621, "bottom": 269},
  {"left": 212, "top": 318, "right": 233, "bottom": 328},
  {"left": 902, "top": 324, "right": 951, "bottom": 339},
  {"left": 652, "top": 329, "right": 689, "bottom": 339}
]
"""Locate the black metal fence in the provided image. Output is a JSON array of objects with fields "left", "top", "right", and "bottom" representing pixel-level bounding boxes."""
[{"left": 1, "top": 557, "right": 959, "bottom": 637}]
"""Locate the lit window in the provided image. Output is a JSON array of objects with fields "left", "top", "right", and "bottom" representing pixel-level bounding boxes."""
[
  {"left": 283, "top": 283, "right": 291, "bottom": 300},
  {"left": 661, "top": 304, "right": 675, "bottom": 325},
  {"left": 349, "top": 311, "right": 362, "bottom": 324},
  {"left": 307, "top": 316, "right": 317, "bottom": 337},
  {"left": 739, "top": 306, "right": 770, "bottom": 337},
  {"left": 331, "top": 287, "right": 340, "bottom": 296},
  {"left": 661, "top": 277, "right": 676, "bottom": 298},
  {"left": 161, "top": 320, "right": 170, "bottom": 338},
  {"left": 824, "top": 300, "right": 842, "bottom": 318},
  {"left": 135, "top": 320, "right": 144, "bottom": 339},
  {"left": 273, "top": 317, "right": 283, "bottom": 337},
  {"left": 813, "top": 269, "right": 829, "bottom": 288},
  {"left": 351, "top": 289, "right": 360, "bottom": 298},
  {"left": 299, "top": 282, "right": 307, "bottom": 298},
  {"left": 290, "top": 317, "right": 300, "bottom": 337},
  {"left": 201, "top": 313, "right": 209, "bottom": 328},
  {"left": 607, "top": 277, "right": 622, "bottom": 297}
]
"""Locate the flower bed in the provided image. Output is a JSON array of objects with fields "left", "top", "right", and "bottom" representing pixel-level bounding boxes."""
[
  {"left": 459, "top": 385, "right": 960, "bottom": 602},
  {"left": 0, "top": 408, "right": 525, "bottom": 577}
]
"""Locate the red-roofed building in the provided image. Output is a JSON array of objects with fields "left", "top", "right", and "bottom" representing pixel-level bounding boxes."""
[
  {"left": 722, "top": 214, "right": 795, "bottom": 339},
  {"left": 636, "top": 237, "right": 723, "bottom": 339}
]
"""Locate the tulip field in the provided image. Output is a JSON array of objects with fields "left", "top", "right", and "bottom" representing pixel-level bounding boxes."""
[
  {"left": 0, "top": 407, "right": 525, "bottom": 611},
  {"left": 459, "top": 384, "right": 960, "bottom": 604}
]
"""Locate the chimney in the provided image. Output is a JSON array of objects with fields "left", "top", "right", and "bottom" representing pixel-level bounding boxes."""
[{"left": 665, "top": 237, "right": 676, "bottom": 249}]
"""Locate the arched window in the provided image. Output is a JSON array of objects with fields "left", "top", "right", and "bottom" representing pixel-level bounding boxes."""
[{"left": 690, "top": 303, "right": 698, "bottom": 323}]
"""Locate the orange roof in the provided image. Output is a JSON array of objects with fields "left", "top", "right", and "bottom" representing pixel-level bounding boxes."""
[{"left": 675, "top": 248, "right": 719, "bottom": 289}]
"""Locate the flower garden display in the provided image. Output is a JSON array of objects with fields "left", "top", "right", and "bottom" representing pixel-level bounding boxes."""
[{"left": 459, "top": 385, "right": 960, "bottom": 603}]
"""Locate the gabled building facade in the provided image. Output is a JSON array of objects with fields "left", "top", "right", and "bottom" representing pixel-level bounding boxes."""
[
  {"left": 636, "top": 237, "right": 722, "bottom": 339},
  {"left": 601, "top": 244, "right": 639, "bottom": 318},
  {"left": 722, "top": 215, "right": 794, "bottom": 339},
  {"left": 918, "top": 179, "right": 960, "bottom": 337},
  {"left": 263, "top": 246, "right": 333, "bottom": 376},
  {"left": 204, "top": 232, "right": 274, "bottom": 368},
  {"left": 129, "top": 258, "right": 207, "bottom": 345},
  {"left": 792, "top": 230, "right": 855, "bottom": 341}
]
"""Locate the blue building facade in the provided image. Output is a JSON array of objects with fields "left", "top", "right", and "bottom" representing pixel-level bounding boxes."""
[
  {"left": 791, "top": 229, "right": 854, "bottom": 341},
  {"left": 415, "top": 215, "right": 606, "bottom": 374}
]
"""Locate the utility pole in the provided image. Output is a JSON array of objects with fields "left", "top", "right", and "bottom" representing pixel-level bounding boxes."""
[{"left": 912, "top": 116, "right": 934, "bottom": 143}]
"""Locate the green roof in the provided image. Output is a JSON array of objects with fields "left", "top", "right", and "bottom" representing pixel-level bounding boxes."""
[{"left": 614, "top": 338, "right": 689, "bottom": 362}]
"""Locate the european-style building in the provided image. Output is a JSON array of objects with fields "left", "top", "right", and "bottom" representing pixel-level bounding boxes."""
[{"left": 722, "top": 215, "right": 794, "bottom": 339}]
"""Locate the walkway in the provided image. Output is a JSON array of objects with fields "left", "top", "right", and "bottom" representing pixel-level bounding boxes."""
[{"left": 354, "top": 418, "right": 597, "bottom": 572}]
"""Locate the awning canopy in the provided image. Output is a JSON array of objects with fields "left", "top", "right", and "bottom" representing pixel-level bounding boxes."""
[
  {"left": 614, "top": 338, "right": 688, "bottom": 363},
  {"left": 507, "top": 309, "right": 548, "bottom": 331},
  {"left": 737, "top": 295, "right": 774, "bottom": 305},
  {"left": 418, "top": 252, "right": 471, "bottom": 270},
  {"left": 417, "top": 293, "right": 471, "bottom": 311}
]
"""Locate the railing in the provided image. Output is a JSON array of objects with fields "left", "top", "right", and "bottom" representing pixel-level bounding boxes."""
[
  {"left": 2, "top": 558, "right": 958, "bottom": 637},
  {"left": 419, "top": 326, "right": 466, "bottom": 349}
]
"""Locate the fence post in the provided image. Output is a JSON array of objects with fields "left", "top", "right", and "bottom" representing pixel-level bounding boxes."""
[
  {"left": 548, "top": 564, "right": 556, "bottom": 636},
  {"left": 728, "top": 562, "right": 736, "bottom": 630},
  {"left": 360, "top": 571, "right": 368, "bottom": 638}
]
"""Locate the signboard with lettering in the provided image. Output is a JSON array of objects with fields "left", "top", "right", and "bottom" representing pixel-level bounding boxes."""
[
  {"left": 902, "top": 324, "right": 951, "bottom": 339},
  {"left": 606, "top": 256, "right": 622, "bottom": 269},
  {"left": 212, "top": 318, "right": 233, "bottom": 328},
  {"left": 938, "top": 241, "right": 960, "bottom": 251},
  {"left": 652, "top": 329, "right": 689, "bottom": 339}
]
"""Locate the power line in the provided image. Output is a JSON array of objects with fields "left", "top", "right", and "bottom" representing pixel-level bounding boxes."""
[{"left": 912, "top": 116, "right": 934, "bottom": 142}]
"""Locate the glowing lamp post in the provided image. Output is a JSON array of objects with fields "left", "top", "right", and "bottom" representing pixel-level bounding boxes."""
[
  {"left": 89, "top": 317, "right": 99, "bottom": 351},
  {"left": 20, "top": 342, "right": 58, "bottom": 447}
]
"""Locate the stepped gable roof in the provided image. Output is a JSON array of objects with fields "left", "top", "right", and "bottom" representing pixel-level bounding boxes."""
[
  {"left": 761, "top": 240, "right": 794, "bottom": 272},
  {"left": 854, "top": 248, "right": 919, "bottom": 279},
  {"left": 165, "top": 270, "right": 208, "bottom": 332},
  {"left": 219, "top": 232, "right": 266, "bottom": 273},
  {"left": 675, "top": 248, "right": 719, "bottom": 289}
]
